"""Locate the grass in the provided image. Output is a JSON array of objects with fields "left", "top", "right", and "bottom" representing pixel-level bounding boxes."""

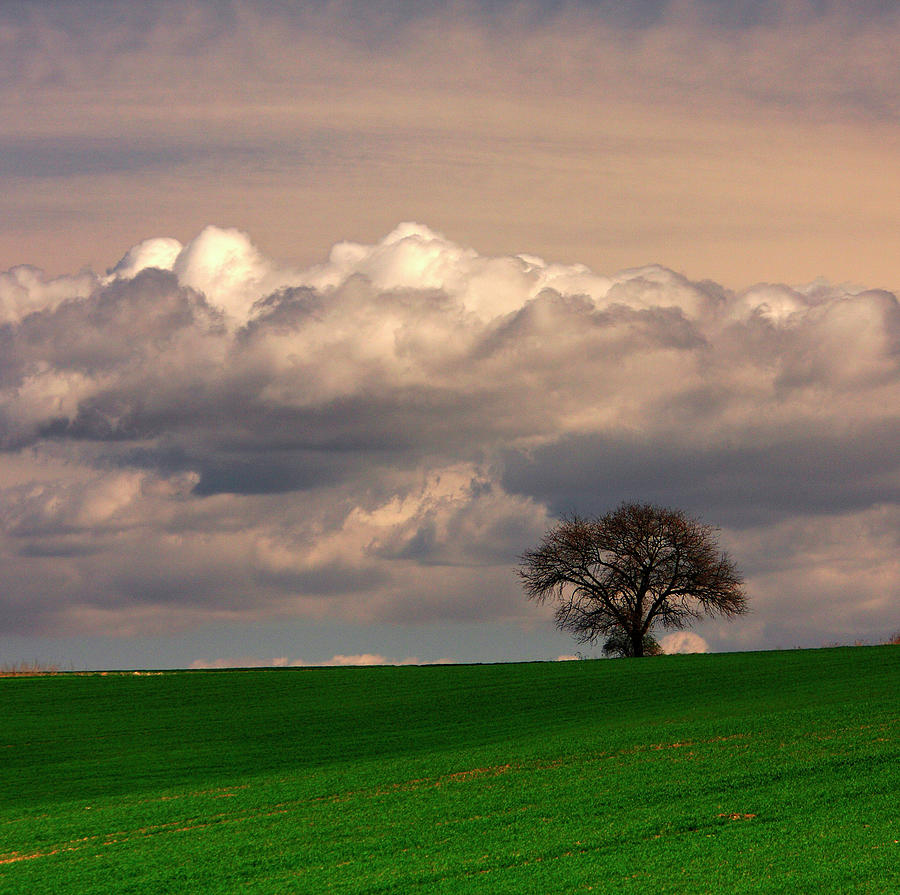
[
  {"left": 1, "top": 646, "right": 897, "bottom": 893},
  {"left": 0, "top": 661, "right": 60, "bottom": 677}
]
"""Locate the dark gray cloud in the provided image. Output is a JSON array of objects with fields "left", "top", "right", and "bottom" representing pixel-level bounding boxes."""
[{"left": 500, "top": 424, "right": 900, "bottom": 529}]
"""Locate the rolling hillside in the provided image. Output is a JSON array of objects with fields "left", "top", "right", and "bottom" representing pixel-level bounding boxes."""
[{"left": 2, "top": 646, "right": 898, "bottom": 893}]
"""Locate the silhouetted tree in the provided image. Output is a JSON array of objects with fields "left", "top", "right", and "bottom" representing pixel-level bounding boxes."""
[{"left": 519, "top": 503, "right": 747, "bottom": 657}]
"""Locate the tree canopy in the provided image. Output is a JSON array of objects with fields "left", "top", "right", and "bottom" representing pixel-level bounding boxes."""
[{"left": 518, "top": 503, "right": 747, "bottom": 657}]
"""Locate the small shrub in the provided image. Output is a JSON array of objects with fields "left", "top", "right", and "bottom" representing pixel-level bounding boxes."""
[{"left": 602, "top": 633, "right": 663, "bottom": 658}]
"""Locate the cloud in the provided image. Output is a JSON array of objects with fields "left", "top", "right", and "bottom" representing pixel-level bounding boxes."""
[
  {"left": 0, "top": 266, "right": 97, "bottom": 325},
  {"left": 189, "top": 653, "right": 454, "bottom": 669},
  {"left": 108, "top": 237, "right": 183, "bottom": 281},
  {"left": 660, "top": 632, "right": 709, "bottom": 654},
  {"left": 327, "top": 653, "right": 390, "bottom": 666},
  {"left": 189, "top": 657, "right": 277, "bottom": 670},
  {"left": 0, "top": 222, "right": 899, "bottom": 652}
]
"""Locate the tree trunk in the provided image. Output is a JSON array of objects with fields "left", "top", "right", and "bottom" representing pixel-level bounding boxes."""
[{"left": 631, "top": 631, "right": 644, "bottom": 657}]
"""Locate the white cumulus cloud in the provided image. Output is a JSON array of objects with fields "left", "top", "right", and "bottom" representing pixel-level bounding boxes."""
[
  {"left": 660, "top": 632, "right": 709, "bottom": 655},
  {"left": 108, "top": 237, "right": 183, "bottom": 281}
]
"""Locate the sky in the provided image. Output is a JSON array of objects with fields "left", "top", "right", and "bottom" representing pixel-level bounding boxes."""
[{"left": 1, "top": 0, "right": 898, "bottom": 669}]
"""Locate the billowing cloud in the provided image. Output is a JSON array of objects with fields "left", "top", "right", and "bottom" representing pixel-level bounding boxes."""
[
  {"left": 1, "top": 222, "right": 898, "bottom": 652},
  {"left": 660, "top": 632, "right": 709, "bottom": 654}
]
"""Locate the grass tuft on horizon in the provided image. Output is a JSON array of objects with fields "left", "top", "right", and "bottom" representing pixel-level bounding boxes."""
[{"left": 0, "top": 660, "right": 60, "bottom": 678}]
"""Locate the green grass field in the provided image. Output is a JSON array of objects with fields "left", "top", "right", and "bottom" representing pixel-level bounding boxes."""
[{"left": 1, "top": 646, "right": 897, "bottom": 893}]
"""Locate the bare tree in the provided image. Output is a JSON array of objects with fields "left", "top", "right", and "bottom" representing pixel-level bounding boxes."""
[{"left": 519, "top": 503, "right": 747, "bottom": 657}]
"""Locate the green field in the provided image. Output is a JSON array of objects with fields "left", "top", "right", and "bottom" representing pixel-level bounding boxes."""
[{"left": 1, "top": 647, "right": 897, "bottom": 893}]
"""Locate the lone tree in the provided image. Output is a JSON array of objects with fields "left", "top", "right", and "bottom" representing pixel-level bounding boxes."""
[{"left": 518, "top": 503, "right": 747, "bottom": 657}]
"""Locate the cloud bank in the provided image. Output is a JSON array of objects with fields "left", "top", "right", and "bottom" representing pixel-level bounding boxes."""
[{"left": 1, "top": 222, "right": 899, "bottom": 651}]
